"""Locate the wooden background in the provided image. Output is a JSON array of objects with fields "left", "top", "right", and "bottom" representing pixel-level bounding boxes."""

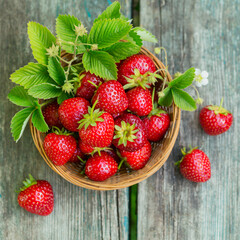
[{"left": 0, "top": 0, "right": 239, "bottom": 239}]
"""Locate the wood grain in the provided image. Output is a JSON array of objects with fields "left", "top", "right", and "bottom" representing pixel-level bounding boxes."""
[
  {"left": 0, "top": 1, "right": 131, "bottom": 239},
  {"left": 138, "top": 0, "right": 240, "bottom": 239}
]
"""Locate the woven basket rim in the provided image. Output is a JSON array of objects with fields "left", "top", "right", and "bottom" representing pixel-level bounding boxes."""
[{"left": 30, "top": 47, "right": 181, "bottom": 190}]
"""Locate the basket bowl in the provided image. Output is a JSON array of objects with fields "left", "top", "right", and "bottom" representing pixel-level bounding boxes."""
[{"left": 30, "top": 47, "right": 181, "bottom": 190}]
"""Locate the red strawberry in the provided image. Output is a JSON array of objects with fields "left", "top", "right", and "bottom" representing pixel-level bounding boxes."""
[
  {"left": 113, "top": 113, "right": 147, "bottom": 152},
  {"left": 79, "top": 140, "right": 95, "bottom": 154},
  {"left": 68, "top": 145, "right": 84, "bottom": 162},
  {"left": 76, "top": 71, "right": 104, "bottom": 100},
  {"left": 199, "top": 99, "right": 233, "bottom": 135},
  {"left": 58, "top": 97, "right": 90, "bottom": 132},
  {"left": 176, "top": 148, "right": 211, "bottom": 182},
  {"left": 126, "top": 87, "right": 152, "bottom": 116},
  {"left": 17, "top": 174, "right": 54, "bottom": 216},
  {"left": 92, "top": 80, "right": 128, "bottom": 114},
  {"left": 120, "top": 141, "right": 152, "bottom": 170},
  {"left": 43, "top": 130, "right": 77, "bottom": 166},
  {"left": 143, "top": 110, "right": 170, "bottom": 141},
  {"left": 117, "top": 54, "right": 156, "bottom": 86},
  {"left": 85, "top": 152, "right": 118, "bottom": 181},
  {"left": 42, "top": 101, "right": 63, "bottom": 128},
  {"left": 78, "top": 102, "right": 114, "bottom": 147}
]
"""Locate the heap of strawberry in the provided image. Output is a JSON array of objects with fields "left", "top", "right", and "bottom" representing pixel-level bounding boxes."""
[{"left": 43, "top": 54, "right": 171, "bottom": 181}]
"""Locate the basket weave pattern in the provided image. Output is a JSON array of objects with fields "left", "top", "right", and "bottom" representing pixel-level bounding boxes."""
[{"left": 30, "top": 47, "right": 181, "bottom": 190}]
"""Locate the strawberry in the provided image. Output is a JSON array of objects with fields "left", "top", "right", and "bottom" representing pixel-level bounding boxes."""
[
  {"left": 68, "top": 145, "right": 85, "bottom": 162},
  {"left": 17, "top": 174, "right": 54, "bottom": 216},
  {"left": 42, "top": 101, "right": 63, "bottom": 128},
  {"left": 85, "top": 152, "right": 118, "bottom": 181},
  {"left": 79, "top": 140, "right": 95, "bottom": 154},
  {"left": 92, "top": 80, "right": 128, "bottom": 115},
  {"left": 113, "top": 113, "right": 147, "bottom": 152},
  {"left": 199, "top": 99, "right": 233, "bottom": 135},
  {"left": 126, "top": 87, "right": 152, "bottom": 116},
  {"left": 58, "top": 97, "right": 90, "bottom": 132},
  {"left": 176, "top": 148, "right": 211, "bottom": 182},
  {"left": 43, "top": 129, "right": 77, "bottom": 166},
  {"left": 76, "top": 71, "right": 104, "bottom": 100},
  {"left": 117, "top": 54, "right": 156, "bottom": 86},
  {"left": 119, "top": 141, "right": 152, "bottom": 170},
  {"left": 78, "top": 101, "right": 114, "bottom": 147}
]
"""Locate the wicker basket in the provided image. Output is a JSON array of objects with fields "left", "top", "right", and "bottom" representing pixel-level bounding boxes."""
[{"left": 30, "top": 47, "right": 181, "bottom": 190}]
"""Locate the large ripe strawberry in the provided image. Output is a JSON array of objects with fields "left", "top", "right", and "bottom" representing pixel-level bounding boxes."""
[
  {"left": 143, "top": 110, "right": 170, "bottom": 141},
  {"left": 68, "top": 145, "right": 85, "bottom": 162},
  {"left": 42, "top": 101, "right": 63, "bottom": 128},
  {"left": 119, "top": 141, "right": 152, "bottom": 170},
  {"left": 113, "top": 113, "right": 147, "bottom": 152},
  {"left": 17, "top": 174, "right": 54, "bottom": 216},
  {"left": 78, "top": 101, "right": 114, "bottom": 147},
  {"left": 199, "top": 99, "right": 233, "bottom": 135},
  {"left": 43, "top": 130, "right": 77, "bottom": 166},
  {"left": 176, "top": 148, "right": 211, "bottom": 182},
  {"left": 58, "top": 97, "right": 90, "bottom": 132},
  {"left": 85, "top": 152, "right": 118, "bottom": 181},
  {"left": 92, "top": 80, "right": 128, "bottom": 115},
  {"left": 76, "top": 71, "right": 104, "bottom": 100},
  {"left": 117, "top": 54, "right": 156, "bottom": 86},
  {"left": 126, "top": 87, "right": 152, "bottom": 116}
]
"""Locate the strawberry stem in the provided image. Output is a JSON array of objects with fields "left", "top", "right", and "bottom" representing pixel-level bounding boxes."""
[{"left": 118, "top": 159, "right": 125, "bottom": 170}]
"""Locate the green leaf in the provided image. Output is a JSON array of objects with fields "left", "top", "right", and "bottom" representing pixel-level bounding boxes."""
[
  {"left": 169, "top": 68, "right": 195, "bottom": 89},
  {"left": 28, "top": 22, "right": 56, "bottom": 65},
  {"left": 10, "top": 107, "right": 35, "bottom": 142},
  {"left": 124, "top": 30, "right": 142, "bottom": 47},
  {"left": 28, "top": 83, "right": 62, "bottom": 99},
  {"left": 56, "top": 15, "right": 87, "bottom": 54},
  {"left": 8, "top": 86, "right": 37, "bottom": 107},
  {"left": 83, "top": 51, "right": 117, "bottom": 80},
  {"left": 57, "top": 92, "right": 73, "bottom": 104},
  {"left": 171, "top": 87, "right": 197, "bottom": 111},
  {"left": 104, "top": 41, "right": 141, "bottom": 62},
  {"left": 31, "top": 107, "right": 49, "bottom": 132},
  {"left": 94, "top": 1, "right": 121, "bottom": 22},
  {"left": 88, "top": 19, "right": 132, "bottom": 49},
  {"left": 10, "top": 63, "right": 54, "bottom": 89},
  {"left": 158, "top": 87, "right": 173, "bottom": 107},
  {"left": 48, "top": 57, "right": 65, "bottom": 86},
  {"left": 132, "top": 27, "right": 158, "bottom": 43}
]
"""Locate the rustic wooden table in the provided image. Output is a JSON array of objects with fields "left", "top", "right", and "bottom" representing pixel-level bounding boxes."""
[{"left": 0, "top": 0, "right": 239, "bottom": 239}]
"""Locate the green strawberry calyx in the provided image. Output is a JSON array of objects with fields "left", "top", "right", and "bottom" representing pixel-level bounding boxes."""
[
  {"left": 91, "top": 147, "right": 113, "bottom": 157},
  {"left": 113, "top": 121, "right": 139, "bottom": 147},
  {"left": 18, "top": 174, "right": 37, "bottom": 192},
  {"left": 78, "top": 100, "right": 104, "bottom": 130},
  {"left": 175, "top": 146, "right": 198, "bottom": 167},
  {"left": 52, "top": 126, "right": 73, "bottom": 136},
  {"left": 207, "top": 98, "right": 231, "bottom": 115}
]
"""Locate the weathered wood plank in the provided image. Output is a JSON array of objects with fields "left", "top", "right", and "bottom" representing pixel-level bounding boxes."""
[
  {"left": 138, "top": 0, "right": 240, "bottom": 239},
  {"left": 0, "top": 1, "right": 131, "bottom": 239}
]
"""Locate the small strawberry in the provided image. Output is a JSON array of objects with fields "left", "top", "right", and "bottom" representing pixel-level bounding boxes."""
[
  {"left": 119, "top": 141, "right": 152, "bottom": 170},
  {"left": 92, "top": 80, "right": 128, "bottom": 115},
  {"left": 199, "top": 99, "right": 233, "bottom": 135},
  {"left": 176, "top": 148, "right": 211, "bottom": 182},
  {"left": 113, "top": 113, "right": 147, "bottom": 152},
  {"left": 126, "top": 87, "right": 152, "bottom": 116},
  {"left": 42, "top": 101, "right": 63, "bottom": 128},
  {"left": 117, "top": 54, "right": 156, "bottom": 86},
  {"left": 68, "top": 145, "right": 85, "bottom": 162},
  {"left": 43, "top": 129, "right": 77, "bottom": 166},
  {"left": 17, "top": 174, "right": 54, "bottom": 216},
  {"left": 58, "top": 97, "right": 90, "bottom": 132},
  {"left": 76, "top": 71, "right": 104, "bottom": 100},
  {"left": 85, "top": 152, "right": 118, "bottom": 181},
  {"left": 79, "top": 140, "right": 95, "bottom": 154},
  {"left": 78, "top": 101, "right": 114, "bottom": 147}
]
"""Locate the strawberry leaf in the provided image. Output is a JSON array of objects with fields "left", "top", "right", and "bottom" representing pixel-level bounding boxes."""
[
  {"left": 83, "top": 50, "right": 117, "bottom": 80},
  {"left": 48, "top": 57, "right": 65, "bottom": 86},
  {"left": 104, "top": 41, "right": 141, "bottom": 62},
  {"left": 94, "top": 1, "right": 121, "bottom": 23},
  {"left": 10, "top": 63, "right": 55, "bottom": 89},
  {"left": 158, "top": 87, "right": 173, "bottom": 107},
  {"left": 56, "top": 15, "right": 87, "bottom": 54},
  {"left": 28, "top": 83, "right": 62, "bottom": 99},
  {"left": 171, "top": 87, "right": 197, "bottom": 111},
  {"left": 132, "top": 27, "right": 158, "bottom": 43},
  {"left": 10, "top": 107, "right": 35, "bottom": 142},
  {"left": 124, "top": 30, "right": 142, "bottom": 47},
  {"left": 88, "top": 19, "right": 132, "bottom": 49},
  {"left": 31, "top": 106, "right": 49, "bottom": 132},
  {"left": 28, "top": 22, "right": 56, "bottom": 65},
  {"left": 169, "top": 68, "right": 195, "bottom": 89}
]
